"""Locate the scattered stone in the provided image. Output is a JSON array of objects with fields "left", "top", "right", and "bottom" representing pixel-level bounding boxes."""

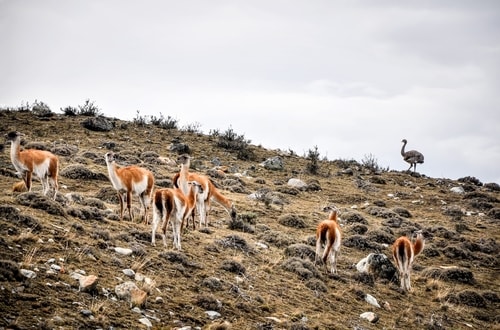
[
  {"left": 155, "top": 296, "right": 164, "bottom": 303},
  {"left": 115, "top": 281, "right": 139, "bottom": 300},
  {"left": 138, "top": 317, "right": 153, "bottom": 328},
  {"left": 81, "top": 116, "right": 113, "bottom": 132},
  {"left": 205, "top": 310, "right": 222, "bottom": 320},
  {"left": 365, "top": 294, "right": 380, "bottom": 308},
  {"left": 79, "top": 275, "right": 98, "bottom": 292},
  {"left": 80, "top": 309, "right": 93, "bottom": 317},
  {"left": 260, "top": 156, "right": 284, "bottom": 171},
  {"left": 356, "top": 253, "right": 397, "bottom": 281},
  {"left": 20, "top": 269, "right": 37, "bottom": 279},
  {"left": 114, "top": 247, "right": 133, "bottom": 256},
  {"left": 450, "top": 186, "right": 465, "bottom": 194},
  {"left": 287, "top": 178, "right": 307, "bottom": 189},
  {"left": 360, "top": 312, "right": 379, "bottom": 323},
  {"left": 123, "top": 269, "right": 135, "bottom": 278},
  {"left": 130, "top": 288, "right": 148, "bottom": 307},
  {"left": 50, "top": 264, "right": 62, "bottom": 272}
]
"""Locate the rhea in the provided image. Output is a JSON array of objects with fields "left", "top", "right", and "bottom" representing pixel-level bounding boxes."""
[
  {"left": 392, "top": 231, "right": 425, "bottom": 291},
  {"left": 5, "top": 131, "right": 59, "bottom": 199},
  {"left": 401, "top": 139, "right": 424, "bottom": 172},
  {"left": 104, "top": 152, "right": 155, "bottom": 224}
]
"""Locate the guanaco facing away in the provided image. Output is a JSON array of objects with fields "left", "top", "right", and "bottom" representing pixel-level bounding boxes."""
[
  {"left": 151, "top": 181, "right": 203, "bottom": 250},
  {"left": 104, "top": 152, "right": 155, "bottom": 224},
  {"left": 5, "top": 131, "right": 59, "bottom": 199},
  {"left": 392, "top": 231, "right": 425, "bottom": 291},
  {"left": 315, "top": 206, "right": 342, "bottom": 274}
]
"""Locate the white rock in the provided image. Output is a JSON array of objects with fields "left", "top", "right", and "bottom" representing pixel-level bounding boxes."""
[
  {"left": 356, "top": 256, "right": 369, "bottom": 273},
  {"left": 20, "top": 269, "right": 37, "bottom": 279},
  {"left": 135, "top": 273, "right": 145, "bottom": 282},
  {"left": 360, "top": 311, "right": 379, "bottom": 323},
  {"left": 114, "top": 247, "right": 133, "bottom": 256},
  {"left": 50, "top": 264, "right": 61, "bottom": 272},
  {"left": 123, "top": 269, "right": 135, "bottom": 277},
  {"left": 255, "top": 242, "right": 269, "bottom": 249},
  {"left": 265, "top": 317, "right": 282, "bottom": 323},
  {"left": 47, "top": 258, "right": 56, "bottom": 264},
  {"left": 115, "top": 281, "right": 139, "bottom": 300},
  {"left": 365, "top": 294, "right": 380, "bottom": 308},
  {"left": 287, "top": 178, "right": 307, "bottom": 189},
  {"left": 205, "top": 311, "right": 221, "bottom": 319},
  {"left": 450, "top": 186, "right": 465, "bottom": 194},
  {"left": 79, "top": 275, "right": 99, "bottom": 292},
  {"left": 69, "top": 272, "right": 83, "bottom": 281}
]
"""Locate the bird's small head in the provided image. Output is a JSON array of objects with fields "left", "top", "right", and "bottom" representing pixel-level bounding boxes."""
[{"left": 401, "top": 139, "right": 407, "bottom": 144}]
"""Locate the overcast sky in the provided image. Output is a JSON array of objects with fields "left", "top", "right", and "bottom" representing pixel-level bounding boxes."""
[{"left": 2, "top": 1, "right": 499, "bottom": 184}]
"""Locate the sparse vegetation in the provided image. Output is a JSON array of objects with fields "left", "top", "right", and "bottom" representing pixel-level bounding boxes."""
[
  {"left": 0, "top": 109, "right": 498, "bottom": 329},
  {"left": 305, "top": 145, "right": 321, "bottom": 174},
  {"left": 216, "top": 126, "right": 255, "bottom": 160},
  {"left": 361, "top": 153, "right": 389, "bottom": 173}
]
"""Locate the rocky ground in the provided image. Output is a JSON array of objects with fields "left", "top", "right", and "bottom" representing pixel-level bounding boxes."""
[{"left": 0, "top": 109, "right": 498, "bottom": 330}]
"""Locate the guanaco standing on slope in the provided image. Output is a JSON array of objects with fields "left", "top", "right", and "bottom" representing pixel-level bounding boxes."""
[
  {"left": 392, "top": 231, "right": 425, "bottom": 291},
  {"left": 5, "top": 131, "right": 59, "bottom": 199},
  {"left": 315, "top": 207, "right": 342, "bottom": 274},
  {"left": 172, "top": 154, "right": 236, "bottom": 227},
  {"left": 104, "top": 152, "right": 155, "bottom": 224},
  {"left": 151, "top": 181, "right": 203, "bottom": 250}
]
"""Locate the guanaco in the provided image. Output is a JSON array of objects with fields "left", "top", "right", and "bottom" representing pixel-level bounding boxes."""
[
  {"left": 5, "top": 131, "right": 59, "bottom": 199},
  {"left": 392, "top": 231, "right": 425, "bottom": 291},
  {"left": 315, "top": 207, "right": 342, "bottom": 274},
  {"left": 104, "top": 152, "right": 155, "bottom": 224}
]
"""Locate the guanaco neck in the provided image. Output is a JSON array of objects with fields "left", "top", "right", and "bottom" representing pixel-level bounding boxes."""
[
  {"left": 179, "top": 158, "right": 191, "bottom": 195},
  {"left": 9, "top": 137, "right": 25, "bottom": 172},
  {"left": 328, "top": 210, "right": 338, "bottom": 222},
  {"left": 105, "top": 158, "right": 122, "bottom": 189}
]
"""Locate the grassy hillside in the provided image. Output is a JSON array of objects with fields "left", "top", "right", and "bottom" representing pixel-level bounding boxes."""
[{"left": 0, "top": 110, "right": 498, "bottom": 329}]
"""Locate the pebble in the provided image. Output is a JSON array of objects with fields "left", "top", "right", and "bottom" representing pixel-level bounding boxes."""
[
  {"left": 360, "top": 311, "right": 379, "bottom": 323},
  {"left": 138, "top": 317, "right": 152, "bottom": 328},
  {"left": 114, "top": 247, "right": 133, "bottom": 256},
  {"left": 20, "top": 269, "right": 37, "bottom": 279}
]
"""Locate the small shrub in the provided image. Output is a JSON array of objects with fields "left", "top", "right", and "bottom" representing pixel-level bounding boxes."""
[
  {"left": 361, "top": 153, "right": 388, "bottom": 173},
  {"left": 31, "top": 100, "right": 53, "bottom": 117},
  {"left": 181, "top": 122, "right": 202, "bottom": 134},
  {"left": 61, "top": 106, "right": 78, "bottom": 116},
  {"left": 151, "top": 113, "right": 178, "bottom": 129},
  {"left": 220, "top": 260, "right": 246, "bottom": 274},
  {"left": 216, "top": 126, "right": 254, "bottom": 160},
  {"left": 133, "top": 110, "right": 148, "bottom": 126},
  {"left": 305, "top": 146, "right": 320, "bottom": 175},
  {"left": 77, "top": 99, "right": 102, "bottom": 116}
]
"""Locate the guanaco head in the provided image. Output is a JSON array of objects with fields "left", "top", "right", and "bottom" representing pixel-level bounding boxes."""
[
  {"left": 5, "top": 131, "right": 23, "bottom": 143},
  {"left": 187, "top": 180, "right": 203, "bottom": 194},
  {"left": 322, "top": 205, "right": 339, "bottom": 222},
  {"left": 177, "top": 154, "right": 191, "bottom": 165},
  {"left": 104, "top": 151, "right": 115, "bottom": 163}
]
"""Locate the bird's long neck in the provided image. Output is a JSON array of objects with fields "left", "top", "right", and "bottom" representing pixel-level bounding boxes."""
[{"left": 401, "top": 141, "right": 407, "bottom": 156}]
